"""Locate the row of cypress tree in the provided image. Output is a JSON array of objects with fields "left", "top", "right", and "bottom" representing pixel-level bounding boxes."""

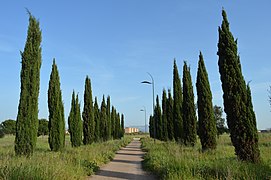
[
  {"left": 15, "top": 12, "right": 124, "bottom": 156},
  {"left": 149, "top": 10, "right": 260, "bottom": 163}
]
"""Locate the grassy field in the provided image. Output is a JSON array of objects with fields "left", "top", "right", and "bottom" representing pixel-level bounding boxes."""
[
  {"left": 0, "top": 135, "right": 132, "bottom": 180},
  {"left": 142, "top": 133, "right": 271, "bottom": 180}
]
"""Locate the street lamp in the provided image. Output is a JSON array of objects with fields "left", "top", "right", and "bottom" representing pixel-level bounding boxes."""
[
  {"left": 140, "top": 106, "right": 146, "bottom": 133},
  {"left": 141, "top": 72, "right": 155, "bottom": 140}
]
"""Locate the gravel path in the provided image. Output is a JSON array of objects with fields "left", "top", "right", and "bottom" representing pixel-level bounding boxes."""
[{"left": 89, "top": 138, "right": 156, "bottom": 180}]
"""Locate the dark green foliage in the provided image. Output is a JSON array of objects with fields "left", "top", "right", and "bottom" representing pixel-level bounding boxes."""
[
  {"left": 111, "top": 106, "right": 116, "bottom": 138},
  {"left": 15, "top": 12, "right": 42, "bottom": 156},
  {"left": 1, "top": 119, "right": 16, "bottom": 135},
  {"left": 173, "top": 59, "right": 183, "bottom": 142},
  {"left": 121, "top": 114, "right": 125, "bottom": 138},
  {"left": 196, "top": 52, "right": 217, "bottom": 151},
  {"left": 38, "top": 119, "right": 49, "bottom": 136},
  {"left": 149, "top": 115, "right": 154, "bottom": 138},
  {"left": 115, "top": 113, "right": 121, "bottom": 139},
  {"left": 68, "top": 92, "right": 82, "bottom": 147},
  {"left": 0, "top": 124, "right": 5, "bottom": 138},
  {"left": 166, "top": 89, "right": 174, "bottom": 140},
  {"left": 93, "top": 97, "right": 100, "bottom": 142},
  {"left": 154, "top": 95, "right": 162, "bottom": 140},
  {"left": 183, "top": 61, "right": 197, "bottom": 146},
  {"left": 162, "top": 89, "right": 168, "bottom": 141},
  {"left": 82, "top": 76, "right": 94, "bottom": 145},
  {"left": 106, "top": 96, "right": 111, "bottom": 140},
  {"left": 100, "top": 96, "right": 107, "bottom": 141},
  {"left": 48, "top": 59, "right": 65, "bottom": 151},
  {"left": 214, "top": 105, "right": 227, "bottom": 137},
  {"left": 217, "top": 10, "right": 260, "bottom": 163}
]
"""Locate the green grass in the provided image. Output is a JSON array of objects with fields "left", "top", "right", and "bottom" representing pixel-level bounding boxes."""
[
  {"left": 0, "top": 135, "right": 132, "bottom": 180},
  {"left": 142, "top": 134, "right": 271, "bottom": 180}
]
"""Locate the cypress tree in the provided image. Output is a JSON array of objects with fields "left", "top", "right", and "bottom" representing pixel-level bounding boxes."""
[
  {"left": 149, "top": 115, "right": 154, "bottom": 138},
  {"left": 173, "top": 59, "right": 183, "bottom": 142},
  {"left": 217, "top": 9, "right": 260, "bottom": 162},
  {"left": 196, "top": 52, "right": 217, "bottom": 151},
  {"left": 115, "top": 113, "right": 121, "bottom": 139},
  {"left": 100, "top": 96, "right": 107, "bottom": 141},
  {"left": 106, "top": 96, "right": 111, "bottom": 140},
  {"left": 162, "top": 89, "right": 168, "bottom": 141},
  {"left": 183, "top": 61, "right": 197, "bottom": 146},
  {"left": 82, "top": 76, "right": 94, "bottom": 145},
  {"left": 154, "top": 95, "right": 162, "bottom": 140},
  {"left": 15, "top": 12, "right": 42, "bottom": 156},
  {"left": 93, "top": 97, "right": 100, "bottom": 142},
  {"left": 111, "top": 106, "right": 116, "bottom": 139},
  {"left": 121, "top": 114, "right": 125, "bottom": 138},
  {"left": 167, "top": 89, "right": 174, "bottom": 140},
  {"left": 68, "top": 92, "right": 82, "bottom": 147},
  {"left": 48, "top": 59, "right": 65, "bottom": 151}
]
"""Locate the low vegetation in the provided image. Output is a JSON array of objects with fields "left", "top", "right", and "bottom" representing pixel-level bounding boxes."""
[
  {"left": 0, "top": 135, "right": 132, "bottom": 179},
  {"left": 142, "top": 134, "right": 271, "bottom": 179}
]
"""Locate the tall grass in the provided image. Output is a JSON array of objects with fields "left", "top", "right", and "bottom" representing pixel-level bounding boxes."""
[
  {"left": 142, "top": 134, "right": 271, "bottom": 180},
  {"left": 0, "top": 135, "right": 132, "bottom": 180}
]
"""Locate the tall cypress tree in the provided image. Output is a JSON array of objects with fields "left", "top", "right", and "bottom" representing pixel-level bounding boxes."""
[
  {"left": 121, "top": 114, "right": 125, "bottom": 138},
  {"left": 217, "top": 10, "right": 260, "bottom": 163},
  {"left": 93, "top": 97, "right": 100, "bottom": 142},
  {"left": 100, "top": 96, "right": 107, "bottom": 141},
  {"left": 106, "top": 96, "right": 111, "bottom": 140},
  {"left": 167, "top": 89, "right": 174, "bottom": 140},
  {"left": 154, "top": 95, "right": 162, "bottom": 140},
  {"left": 68, "top": 92, "right": 82, "bottom": 147},
  {"left": 48, "top": 59, "right": 65, "bottom": 151},
  {"left": 111, "top": 106, "right": 116, "bottom": 139},
  {"left": 149, "top": 115, "right": 154, "bottom": 138},
  {"left": 115, "top": 112, "right": 121, "bottom": 139},
  {"left": 82, "top": 76, "right": 94, "bottom": 145},
  {"left": 173, "top": 59, "right": 183, "bottom": 142},
  {"left": 15, "top": 12, "right": 42, "bottom": 156},
  {"left": 162, "top": 89, "right": 168, "bottom": 141},
  {"left": 196, "top": 52, "right": 217, "bottom": 151},
  {"left": 183, "top": 61, "right": 197, "bottom": 146}
]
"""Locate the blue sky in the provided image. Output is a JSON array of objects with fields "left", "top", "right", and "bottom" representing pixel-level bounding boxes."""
[{"left": 0, "top": 1, "right": 270, "bottom": 130}]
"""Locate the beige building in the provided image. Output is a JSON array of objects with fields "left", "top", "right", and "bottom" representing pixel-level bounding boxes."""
[{"left": 125, "top": 127, "right": 139, "bottom": 134}]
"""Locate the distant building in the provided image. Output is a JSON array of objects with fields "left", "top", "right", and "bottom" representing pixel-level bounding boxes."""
[{"left": 125, "top": 127, "right": 139, "bottom": 134}]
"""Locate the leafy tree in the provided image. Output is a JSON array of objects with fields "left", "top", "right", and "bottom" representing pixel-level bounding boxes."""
[
  {"left": 196, "top": 52, "right": 217, "bottom": 151},
  {"left": 167, "top": 89, "right": 174, "bottom": 140},
  {"left": 82, "top": 76, "right": 94, "bottom": 145},
  {"left": 2, "top": 119, "right": 16, "bottom": 135},
  {"left": 162, "top": 89, "right": 168, "bottom": 141},
  {"left": 15, "top": 11, "right": 42, "bottom": 156},
  {"left": 100, "top": 96, "right": 107, "bottom": 141},
  {"left": 217, "top": 9, "right": 260, "bottom": 163},
  {"left": 0, "top": 124, "right": 4, "bottom": 138},
  {"left": 93, "top": 97, "right": 100, "bottom": 142},
  {"left": 149, "top": 115, "right": 154, "bottom": 138},
  {"left": 48, "top": 59, "right": 65, "bottom": 151},
  {"left": 183, "top": 61, "right": 197, "bottom": 146},
  {"left": 173, "top": 59, "right": 183, "bottom": 142},
  {"left": 38, "top": 119, "right": 49, "bottom": 136},
  {"left": 68, "top": 92, "right": 82, "bottom": 147},
  {"left": 214, "top": 105, "right": 227, "bottom": 137}
]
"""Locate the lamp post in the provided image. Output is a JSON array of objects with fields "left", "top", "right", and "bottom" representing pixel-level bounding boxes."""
[
  {"left": 140, "top": 106, "right": 146, "bottom": 133},
  {"left": 141, "top": 72, "right": 155, "bottom": 140}
]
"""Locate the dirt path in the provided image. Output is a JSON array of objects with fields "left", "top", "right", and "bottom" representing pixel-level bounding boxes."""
[{"left": 89, "top": 138, "right": 156, "bottom": 180}]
